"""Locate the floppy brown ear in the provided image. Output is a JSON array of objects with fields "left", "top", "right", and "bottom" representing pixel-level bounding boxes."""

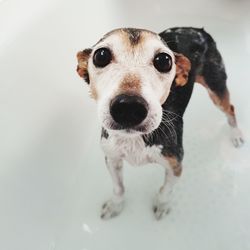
[
  {"left": 174, "top": 53, "right": 191, "bottom": 86},
  {"left": 76, "top": 48, "right": 92, "bottom": 83}
]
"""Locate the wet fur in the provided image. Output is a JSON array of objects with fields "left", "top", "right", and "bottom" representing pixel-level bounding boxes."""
[{"left": 77, "top": 27, "right": 244, "bottom": 220}]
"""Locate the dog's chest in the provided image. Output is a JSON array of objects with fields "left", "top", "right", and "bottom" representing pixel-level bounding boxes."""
[{"left": 101, "top": 134, "right": 163, "bottom": 166}]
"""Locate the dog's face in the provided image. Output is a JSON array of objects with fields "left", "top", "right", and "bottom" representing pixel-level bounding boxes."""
[{"left": 77, "top": 28, "right": 190, "bottom": 135}]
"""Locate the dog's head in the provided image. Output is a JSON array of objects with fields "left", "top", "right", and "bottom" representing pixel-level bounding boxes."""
[{"left": 76, "top": 28, "right": 190, "bottom": 135}]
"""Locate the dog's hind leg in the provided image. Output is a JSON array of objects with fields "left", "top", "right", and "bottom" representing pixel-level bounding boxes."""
[
  {"left": 195, "top": 44, "right": 244, "bottom": 147},
  {"left": 101, "top": 157, "right": 125, "bottom": 220},
  {"left": 196, "top": 75, "right": 244, "bottom": 147}
]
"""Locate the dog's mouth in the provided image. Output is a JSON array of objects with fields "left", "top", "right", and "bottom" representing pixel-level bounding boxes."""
[{"left": 107, "top": 123, "right": 149, "bottom": 134}]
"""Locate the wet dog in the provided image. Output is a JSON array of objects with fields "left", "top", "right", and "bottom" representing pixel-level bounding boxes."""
[{"left": 76, "top": 27, "right": 244, "bottom": 220}]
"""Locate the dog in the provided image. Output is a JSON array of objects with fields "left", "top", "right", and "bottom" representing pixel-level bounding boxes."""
[{"left": 76, "top": 27, "right": 244, "bottom": 220}]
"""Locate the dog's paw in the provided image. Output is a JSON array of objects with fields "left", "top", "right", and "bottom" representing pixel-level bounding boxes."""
[
  {"left": 101, "top": 199, "right": 124, "bottom": 220},
  {"left": 230, "top": 127, "right": 244, "bottom": 148},
  {"left": 153, "top": 197, "right": 171, "bottom": 220}
]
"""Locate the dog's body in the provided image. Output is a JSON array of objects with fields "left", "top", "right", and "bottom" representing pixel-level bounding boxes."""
[{"left": 76, "top": 27, "right": 244, "bottom": 220}]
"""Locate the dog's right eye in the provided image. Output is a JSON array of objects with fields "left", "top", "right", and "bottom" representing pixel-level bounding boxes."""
[{"left": 93, "top": 48, "right": 112, "bottom": 68}]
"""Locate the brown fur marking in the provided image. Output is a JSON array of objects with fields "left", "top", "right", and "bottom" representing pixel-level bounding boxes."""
[
  {"left": 195, "top": 75, "right": 237, "bottom": 127},
  {"left": 90, "top": 83, "right": 98, "bottom": 100},
  {"left": 119, "top": 74, "right": 141, "bottom": 93},
  {"left": 175, "top": 53, "right": 191, "bottom": 86},
  {"left": 76, "top": 49, "right": 98, "bottom": 99},
  {"left": 76, "top": 49, "right": 92, "bottom": 82},
  {"left": 166, "top": 156, "right": 182, "bottom": 177}
]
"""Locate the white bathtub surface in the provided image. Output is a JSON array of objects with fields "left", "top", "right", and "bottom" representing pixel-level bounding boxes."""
[{"left": 0, "top": 0, "right": 250, "bottom": 249}]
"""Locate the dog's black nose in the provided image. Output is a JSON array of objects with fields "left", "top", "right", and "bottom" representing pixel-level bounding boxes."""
[{"left": 110, "top": 94, "right": 148, "bottom": 128}]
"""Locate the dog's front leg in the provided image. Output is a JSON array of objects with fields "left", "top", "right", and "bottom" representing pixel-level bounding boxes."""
[
  {"left": 153, "top": 156, "right": 182, "bottom": 220},
  {"left": 101, "top": 156, "right": 125, "bottom": 220}
]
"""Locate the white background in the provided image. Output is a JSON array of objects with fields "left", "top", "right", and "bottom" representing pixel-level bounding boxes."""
[{"left": 0, "top": 0, "right": 250, "bottom": 249}]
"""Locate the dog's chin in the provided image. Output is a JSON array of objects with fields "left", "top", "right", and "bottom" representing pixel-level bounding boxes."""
[
  {"left": 111, "top": 129, "right": 145, "bottom": 137},
  {"left": 107, "top": 129, "right": 148, "bottom": 138}
]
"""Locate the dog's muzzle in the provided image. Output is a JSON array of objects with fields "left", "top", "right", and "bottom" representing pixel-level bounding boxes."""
[{"left": 110, "top": 94, "right": 148, "bottom": 129}]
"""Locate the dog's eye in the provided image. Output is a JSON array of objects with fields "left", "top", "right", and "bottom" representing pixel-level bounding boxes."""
[
  {"left": 153, "top": 53, "right": 172, "bottom": 73},
  {"left": 93, "top": 48, "right": 112, "bottom": 68}
]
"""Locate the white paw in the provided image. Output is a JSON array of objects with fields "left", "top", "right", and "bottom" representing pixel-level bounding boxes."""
[
  {"left": 153, "top": 197, "right": 171, "bottom": 220},
  {"left": 230, "top": 127, "right": 244, "bottom": 148},
  {"left": 101, "top": 199, "right": 124, "bottom": 220}
]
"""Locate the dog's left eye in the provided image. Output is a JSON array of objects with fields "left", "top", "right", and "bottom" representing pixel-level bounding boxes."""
[
  {"left": 93, "top": 48, "right": 112, "bottom": 68},
  {"left": 153, "top": 53, "right": 172, "bottom": 73}
]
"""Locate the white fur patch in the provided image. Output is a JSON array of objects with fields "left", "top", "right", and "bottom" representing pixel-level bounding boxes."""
[{"left": 101, "top": 132, "right": 163, "bottom": 166}]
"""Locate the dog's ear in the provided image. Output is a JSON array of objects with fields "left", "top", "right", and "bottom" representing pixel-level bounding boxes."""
[
  {"left": 76, "top": 48, "right": 92, "bottom": 84},
  {"left": 174, "top": 53, "right": 191, "bottom": 86}
]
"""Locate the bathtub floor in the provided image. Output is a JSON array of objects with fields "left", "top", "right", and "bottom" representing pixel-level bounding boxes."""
[{"left": 0, "top": 0, "right": 250, "bottom": 250}]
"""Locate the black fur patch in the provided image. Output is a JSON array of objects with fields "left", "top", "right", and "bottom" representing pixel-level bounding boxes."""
[
  {"left": 123, "top": 28, "right": 141, "bottom": 45},
  {"left": 101, "top": 127, "right": 109, "bottom": 139},
  {"left": 83, "top": 49, "right": 92, "bottom": 84},
  {"left": 84, "top": 72, "right": 90, "bottom": 84},
  {"left": 159, "top": 27, "right": 228, "bottom": 106},
  {"left": 142, "top": 27, "right": 228, "bottom": 160},
  {"left": 83, "top": 48, "right": 92, "bottom": 56},
  {"left": 142, "top": 116, "right": 184, "bottom": 161}
]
